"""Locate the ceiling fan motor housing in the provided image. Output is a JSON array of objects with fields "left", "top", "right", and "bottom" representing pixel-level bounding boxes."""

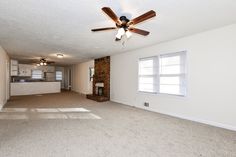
[
  {"left": 40, "top": 58, "right": 46, "bottom": 62},
  {"left": 119, "top": 16, "right": 130, "bottom": 30},
  {"left": 119, "top": 16, "right": 129, "bottom": 23}
]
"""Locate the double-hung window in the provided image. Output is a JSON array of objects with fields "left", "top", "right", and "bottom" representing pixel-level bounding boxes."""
[
  {"left": 32, "top": 70, "right": 43, "bottom": 79},
  {"left": 56, "top": 71, "right": 63, "bottom": 81},
  {"left": 159, "top": 52, "right": 187, "bottom": 96},
  {"left": 138, "top": 57, "right": 158, "bottom": 93},
  {"left": 138, "top": 51, "right": 187, "bottom": 96}
]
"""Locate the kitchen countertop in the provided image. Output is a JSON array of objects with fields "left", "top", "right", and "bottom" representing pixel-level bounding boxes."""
[{"left": 11, "top": 81, "right": 60, "bottom": 83}]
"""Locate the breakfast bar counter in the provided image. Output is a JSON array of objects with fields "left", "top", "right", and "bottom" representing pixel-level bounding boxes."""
[{"left": 11, "top": 82, "right": 61, "bottom": 96}]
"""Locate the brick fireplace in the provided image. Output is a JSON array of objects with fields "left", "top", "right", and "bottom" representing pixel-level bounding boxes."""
[{"left": 87, "top": 56, "right": 110, "bottom": 102}]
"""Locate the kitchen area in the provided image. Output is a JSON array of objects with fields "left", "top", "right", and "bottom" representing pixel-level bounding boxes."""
[{"left": 10, "top": 59, "right": 69, "bottom": 96}]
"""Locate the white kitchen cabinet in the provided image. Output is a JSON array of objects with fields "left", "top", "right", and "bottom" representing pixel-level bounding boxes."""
[
  {"left": 18, "top": 64, "right": 32, "bottom": 77},
  {"left": 46, "top": 66, "right": 55, "bottom": 73},
  {"left": 10, "top": 60, "right": 18, "bottom": 76}
]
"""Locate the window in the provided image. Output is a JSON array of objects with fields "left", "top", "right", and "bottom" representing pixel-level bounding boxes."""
[
  {"left": 89, "top": 67, "right": 94, "bottom": 81},
  {"left": 56, "top": 71, "right": 63, "bottom": 81},
  {"left": 159, "top": 52, "right": 187, "bottom": 96},
  {"left": 138, "top": 57, "right": 158, "bottom": 93},
  {"left": 138, "top": 51, "right": 187, "bottom": 96},
  {"left": 32, "top": 70, "right": 43, "bottom": 79}
]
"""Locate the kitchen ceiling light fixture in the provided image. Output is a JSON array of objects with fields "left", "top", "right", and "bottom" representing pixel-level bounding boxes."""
[{"left": 57, "top": 54, "right": 64, "bottom": 58}]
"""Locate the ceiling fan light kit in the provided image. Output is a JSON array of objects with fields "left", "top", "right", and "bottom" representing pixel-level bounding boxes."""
[
  {"left": 91, "top": 7, "right": 156, "bottom": 41},
  {"left": 115, "top": 28, "right": 125, "bottom": 40},
  {"left": 37, "top": 58, "right": 53, "bottom": 66},
  {"left": 126, "top": 31, "right": 132, "bottom": 39}
]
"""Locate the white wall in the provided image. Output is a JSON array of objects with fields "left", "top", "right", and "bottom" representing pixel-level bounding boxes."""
[
  {"left": 72, "top": 60, "right": 94, "bottom": 94},
  {"left": 0, "top": 46, "right": 10, "bottom": 109},
  {"left": 111, "top": 24, "right": 236, "bottom": 131}
]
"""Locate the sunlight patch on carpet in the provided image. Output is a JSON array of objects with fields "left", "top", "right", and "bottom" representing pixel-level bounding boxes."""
[{"left": 0, "top": 108, "right": 101, "bottom": 120}]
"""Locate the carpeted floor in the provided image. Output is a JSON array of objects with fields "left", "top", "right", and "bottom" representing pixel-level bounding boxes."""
[{"left": 0, "top": 91, "right": 235, "bottom": 157}]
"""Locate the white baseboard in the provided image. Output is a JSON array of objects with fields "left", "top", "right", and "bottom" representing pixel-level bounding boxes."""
[
  {"left": 156, "top": 110, "right": 236, "bottom": 131},
  {"left": 72, "top": 90, "right": 90, "bottom": 97},
  {"left": 110, "top": 99, "right": 135, "bottom": 107},
  {"left": 111, "top": 99, "right": 236, "bottom": 132}
]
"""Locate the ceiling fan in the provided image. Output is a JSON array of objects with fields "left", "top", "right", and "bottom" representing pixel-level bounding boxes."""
[
  {"left": 36, "top": 58, "right": 55, "bottom": 66},
  {"left": 91, "top": 7, "right": 156, "bottom": 41}
]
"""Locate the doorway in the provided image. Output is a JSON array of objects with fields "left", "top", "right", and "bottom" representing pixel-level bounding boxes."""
[
  {"left": 6, "top": 60, "right": 9, "bottom": 101},
  {"left": 64, "top": 67, "right": 72, "bottom": 91}
]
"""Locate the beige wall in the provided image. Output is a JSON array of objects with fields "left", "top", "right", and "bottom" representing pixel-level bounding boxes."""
[
  {"left": 111, "top": 24, "right": 236, "bottom": 131},
  {"left": 72, "top": 60, "right": 94, "bottom": 95},
  {"left": 0, "top": 46, "right": 10, "bottom": 109}
]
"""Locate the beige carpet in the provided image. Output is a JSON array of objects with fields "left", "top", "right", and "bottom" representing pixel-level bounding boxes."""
[{"left": 0, "top": 91, "right": 235, "bottom": 157}]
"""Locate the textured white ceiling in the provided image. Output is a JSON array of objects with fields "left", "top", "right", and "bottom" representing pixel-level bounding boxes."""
[{"left": 0, "top": 0, "right": 236, "bottom": 64}]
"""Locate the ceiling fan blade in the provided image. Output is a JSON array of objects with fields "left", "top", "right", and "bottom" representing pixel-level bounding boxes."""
[
  {"left": 102, "top": 7, "right": 121, "bottom": 25},
  {"left": 47, "top": 61, "right": 55, "bottom": 64},
  {"left": 47, "top": 62, "right": 55, "bottom": 65},
  {"left": 91, "top": 27, "right": 117, "bottom": 32},
  {"left": 129, "top": 10, "right": 156, "bottom": 25},
  {"left": 129, "top": 28, "right": 150, "bottom": 36}
]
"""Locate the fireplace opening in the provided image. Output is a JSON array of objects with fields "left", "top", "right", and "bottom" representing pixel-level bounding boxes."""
[
  {"left": 95, "top": 82, "right": 104, "bottom": 95},
  {"left": 98, "top": 87, "right": 103, "bottom": 96}
]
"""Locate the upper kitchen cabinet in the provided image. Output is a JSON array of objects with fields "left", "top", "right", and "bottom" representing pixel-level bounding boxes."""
[
  {"left": 37, "top": 65, "right": 55, "bottom": 73},
  {"left": 18, "top": 64, "right": 32, "bottom": 77},
  {"left": 10, "top": 60, "right": 18, "bottom": 76},
  {"left": 46, "top": 66, "right": 55, "bottom": 73}
]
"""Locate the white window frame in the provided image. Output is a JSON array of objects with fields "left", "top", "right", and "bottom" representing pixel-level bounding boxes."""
[{"left": 138, "top": 51, "right": 187, "bottom": 97}]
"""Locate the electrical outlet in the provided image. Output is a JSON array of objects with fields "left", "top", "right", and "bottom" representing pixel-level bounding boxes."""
[{"left": 144, "top": 102, "right": 149, "bottom": 107}]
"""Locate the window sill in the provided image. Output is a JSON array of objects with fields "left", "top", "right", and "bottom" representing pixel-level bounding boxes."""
[
  {"left": 138, "top": 91, "right": 158, "bottom": 95},
  {"left": 138, "top": 91, "right": 186, "bottom": 98}
]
